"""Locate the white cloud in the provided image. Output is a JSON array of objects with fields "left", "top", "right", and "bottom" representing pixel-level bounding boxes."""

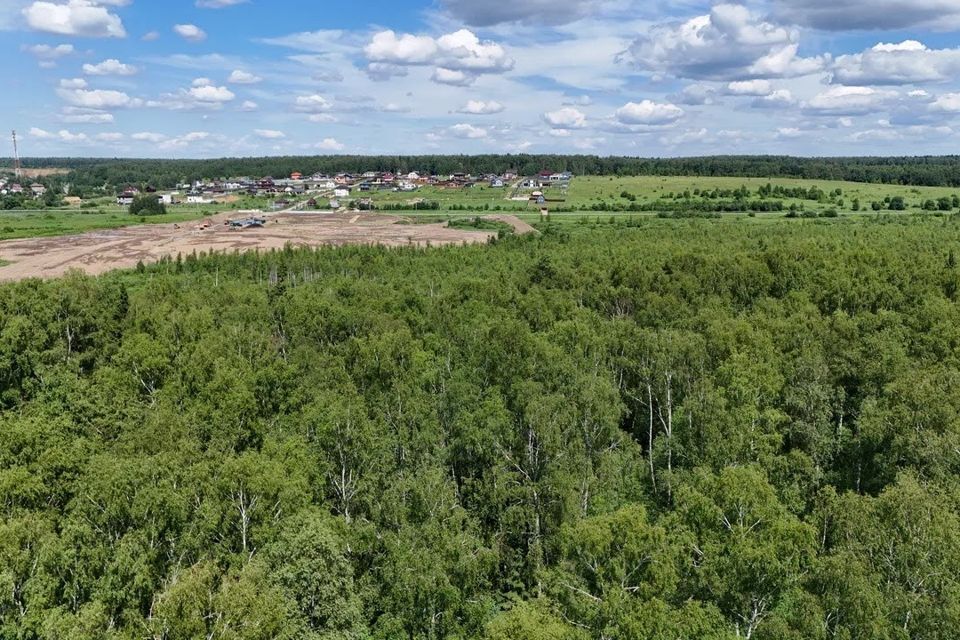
[
  {"left": 59, "top": 77, "right": 87, "bottom": 89},
  {"left": 832, "top": 41, "right": 960, "bottom": 85},
  {"left": 157, "top": 131, "right": 213, "bottom": 150},
  {"left": 295, "top": 94, "right": 332, "bottom": 113},
  {"left": 624, "top": 4, "right": 827, "bottom": 81},
  {"left": 316, "top": 138, "right": 345, "bottom": 151},
  {"left": 930, "top": 93, "right": 960, "bottom": 113},
  {"left": 173, "top": 23, "right": 206, "bottom": 42},
  {"left": 145, "top": 83, "right": 235, "bottom": 110},
  {"left": 543, "top": 107, "right": 587, "bottom": 129},
  {"left": 805, "top": 86, "right": 899, "bottom": 115},
  {"left": 726, "top": 79, "right": 772, "bottom": 96},
  {"left": 456, "top": 100, "right": 505, "bottom": 115},
  {"left": 28, "top": 127, "right": 90, "bottom": 143},
  {"left": 615, "top": 101, "right": 684, "bottom": 125},
  {"left": 431, "top": 68, "right": 473, "bottom": 86},
  {"left": 676, "top": 84, "right": 719, "bottom": 105},
  {"left": 228, "top": 69, "right": 262, "bottom": 84},
  {"left": 95, "top": 132, "right": 124, "bottom": 142},
  {"left": 57, "top": 87, "right": 139, "bottom": 109},
  {"left": 132, "top": 132, "right": 166, "bottom": 143},
  {"left": 254, "top": 129, "right": 286, "bottom": 139},
  {"left": 364, "top": 28, "right": 513, "bottom": 80},
  {"left": 365, "top": 31, "right": 436, "bottom": 64},
  {"left": 448, "top": 123, "right": 488, "bottom": 139},
  {"left": 82, "top": 58, "right": 137, "bottom": 75},
  {"left": 240, "top": 100, "right": 258, "bottom": 111},
  {"left": 23, "top": 43, "right": 74, "bottom": 60},
  {"left": 22, "top": 0, "right": 126, "bottom": 38},
  {"left": 776, "top": 127, "right": 803, "bottom": 139},
  {"left": 188, "top": 85, "right": 235, "bottom": 102}
]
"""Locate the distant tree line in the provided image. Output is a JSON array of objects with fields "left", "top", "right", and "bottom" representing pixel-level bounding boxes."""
[{"left": 7, "top": 154, "right": 960, "bottom": 190}]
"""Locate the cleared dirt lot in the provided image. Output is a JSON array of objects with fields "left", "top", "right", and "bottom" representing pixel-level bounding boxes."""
[{"left": 0, "top": 212, "right": 533, "bottom": 281}]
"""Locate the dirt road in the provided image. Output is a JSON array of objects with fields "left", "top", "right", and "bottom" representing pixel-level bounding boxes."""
[{"left": 0, "top": 212, "right": 534, "bottom": 281}]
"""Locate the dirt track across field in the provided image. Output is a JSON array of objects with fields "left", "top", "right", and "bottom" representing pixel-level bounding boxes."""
[{"left": 0, "top": 212, "right": 535, "bottom": 281}]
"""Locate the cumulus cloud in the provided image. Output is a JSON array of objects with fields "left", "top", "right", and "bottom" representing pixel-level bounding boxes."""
[
  {"left": 254, "top": 129, "right": 285, "bottom": 139},
  {"left": 22, "top": 0, "right": 126, "bottom": 38},
  {"left": 456, "top": 100, "right": 505, "bottom": 115},
  {"left": 543, "top": 107, "right": 587, "bottom": 129},
  {"left": 23, "top": 43, "right": 74, "bottom": 60},
  {"left": 448, "top": 123, "right": 489, "bottom": 139},
  {"left": 145, "top": 83, "right": 235, "bottom": 110},
  {"left": 188, "top": 85, "right": 235, "bottom": 102},
  {"left": 615, "top": 100, "right": 684, "bottom": 125},
  {"left": 439, "top": 0, "right": 605, "bottom": 26},
  {"left": 804, "top": 86, "right": 899, "bottom": 115},
  {"left": 132, "top": 132, "right": 166, "bottom": 143},
  {"left": 726, "top": 80, "right": 772, "bottom": 96},
  {"left": 431, "top": 68, "right": 473, "bottom": 86},
  {"left": 832, "top": 41, "right": 960, "bottom": 85},
  {"left": 316, "top": 138, "right": 345, "bottom": 151},
  {"left": 228, "top": 69, "right": 262, "bottom": 84},
  {"left": 675, "top": 84, "right": 719, "bottom": 105},
  {"left": 240, "top": 100, "right": 258, "bottom": 111},
  {"left": 930, "top": 94, "right": 960, "bottom": 113},
  {"left": 295, "top": 94, "right": 332, "bottom": 113},
  {"left": 57, "top": 87, "right": 139, "bottom": 109},
  {"left": 155, "top": 131, "right": 214, "bottom": 150},
  {"left": 174, "top": 23, "right": 206, "bottom": 42},
  {"left": 772, "top": 0, "right": 960, "bottom": 31},
  {"left": 29, "top": 127, "right": 90, "bottom": 143},
  {"left": 59, "top": 77, "right": 87, "bottom": 88},
  {"left": 365, "top": 29, "right": 513, "bottom": 84},
  {"left": 623, "top": 4, "right": 827, "bottom": 81},
  {"left": 83, "top": 58, "right": 137, "bottom": 75}
]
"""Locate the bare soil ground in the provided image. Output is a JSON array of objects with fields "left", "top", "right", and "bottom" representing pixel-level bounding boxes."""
[{"left": 0, "top": 212, "right": 535, "bottom": 281}]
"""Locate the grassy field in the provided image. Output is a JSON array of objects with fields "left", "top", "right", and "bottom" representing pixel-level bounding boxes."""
[
  {"left": 361, "top": 175, "right": 960, "bottom": 216},
  {"left": 0, "top": 209, "right": 215, "bottom": 241},
  {"left": 2, "top": 176, "right": 959, "bottom": 242},
  {"left": 0, "top": 195, "right": 293, "bottom": 241}
]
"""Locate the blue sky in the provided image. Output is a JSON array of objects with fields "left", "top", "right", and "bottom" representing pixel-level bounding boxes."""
[{"left": 4, "top": 0, "right": 960, "bottom": 158}]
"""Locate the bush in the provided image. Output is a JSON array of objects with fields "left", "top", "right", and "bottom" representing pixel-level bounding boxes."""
[{"left": 129, "top": 195, "right": 167, "bottom": 216}]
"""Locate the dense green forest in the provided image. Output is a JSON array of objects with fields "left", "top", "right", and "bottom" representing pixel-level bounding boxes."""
[
  {"left": 3, "top": 216, "right": 960, "bottom": 638},
  {"left": 7, "top": 154, "right": 960, "bottom": 190}
]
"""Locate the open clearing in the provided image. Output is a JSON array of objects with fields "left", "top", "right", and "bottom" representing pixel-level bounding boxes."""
[{"left": 0, "top": 212, "right": 531, "bottom": 281}]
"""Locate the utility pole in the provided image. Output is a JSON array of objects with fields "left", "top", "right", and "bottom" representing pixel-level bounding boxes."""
[{"left": 11, "top": 130, "right": 22, "bottom": 180}]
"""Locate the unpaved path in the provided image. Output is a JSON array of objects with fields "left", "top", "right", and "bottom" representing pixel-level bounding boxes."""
[{"left": 0, "top": 211, "right": 520, "bottom": 281}]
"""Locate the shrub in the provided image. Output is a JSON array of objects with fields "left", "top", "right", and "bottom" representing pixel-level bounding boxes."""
[{"left": 129, "top": 195, "right": 167, "bottom": 216}]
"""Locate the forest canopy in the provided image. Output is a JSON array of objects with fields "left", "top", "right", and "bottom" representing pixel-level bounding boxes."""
[{"left": 2, "top": 216, "right": 960, "bottom": 638}]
